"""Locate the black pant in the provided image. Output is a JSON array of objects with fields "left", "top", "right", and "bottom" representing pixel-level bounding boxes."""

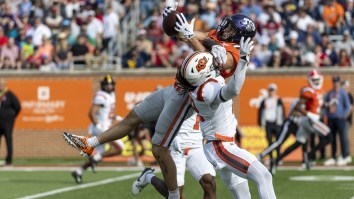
[
  {"left": 265, "top": 122, "right": 281, "bottom": 160},
  {"left": 328, "top": 118, "right": 350, "bottom": 158},
  {"left": 0, "top": 120, "right": 14, "bottom": 164}
]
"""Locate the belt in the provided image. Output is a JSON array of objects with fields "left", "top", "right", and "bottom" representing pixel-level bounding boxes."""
[{"left": 206, "top": 133, "right": 235, "bottom": 144}]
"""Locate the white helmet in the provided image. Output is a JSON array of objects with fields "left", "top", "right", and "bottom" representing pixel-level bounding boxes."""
[
  {"left": 179, "top": 51, "right": 217, "bottom": 87},
  {"left": 308, "top": 69, "right": 323, "bottom": 90}
]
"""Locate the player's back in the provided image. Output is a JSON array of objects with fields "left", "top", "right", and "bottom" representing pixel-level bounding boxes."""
[{"left": 189, "top": 76, "right": 237, "bottom": 142}]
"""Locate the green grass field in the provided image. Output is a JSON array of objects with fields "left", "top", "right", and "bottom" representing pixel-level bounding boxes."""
[{"left": 1, "top": 167, "right": 353, "bottom": 199}]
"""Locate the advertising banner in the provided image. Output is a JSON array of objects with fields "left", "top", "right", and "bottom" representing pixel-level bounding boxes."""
[{"left": 8, "top": 79, "right": 92, "bottom": 129}]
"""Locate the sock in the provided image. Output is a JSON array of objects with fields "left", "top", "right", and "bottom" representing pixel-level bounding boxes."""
[
  {"left": 146, "top": 172, "right": 155, "bottom": 183},
  {"left": 76, "top": 167, "right": 84, "bottom": 175},
  {"left": 168, "top": 188, "right": 180, "bottom": 199},
  {"left": 93, "top": 153, "right": 102, "bottom": 162},
  {"left": 87, "top": 136, "right": 100, "bottom": 148}
]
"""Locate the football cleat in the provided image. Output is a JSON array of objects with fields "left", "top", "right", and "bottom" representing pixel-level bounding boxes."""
[
  {"left": 62, "top": 132, "right": 94, "bottom": 157},
  {"left": 71, "top": 171, "right": 83, "bottom": 184},
  {"left": 131, "top": 167, "right": 155, "bottom": 196}
]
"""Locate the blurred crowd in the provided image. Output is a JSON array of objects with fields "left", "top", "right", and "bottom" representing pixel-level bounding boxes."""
[{"left": 0, "top": 0, "right": 354, "bottom": 70}]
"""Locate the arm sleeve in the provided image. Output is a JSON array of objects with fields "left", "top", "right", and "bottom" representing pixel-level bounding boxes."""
[{"left": 219, "top": 59, "right": 248, "bottom": 101}]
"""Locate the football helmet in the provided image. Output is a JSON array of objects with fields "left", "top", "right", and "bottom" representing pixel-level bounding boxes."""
[
  {"left": 101, "top": 74, "right": 115, "bottom": 93},
  {"left": 179, "top": 51, "right": 217, "bottom": 87},
  {"left": 216, "top": 13, "right": 256, "bottom": 43},
  {"left": 308, "top": 69, "right": 323, "bottom": 90}
]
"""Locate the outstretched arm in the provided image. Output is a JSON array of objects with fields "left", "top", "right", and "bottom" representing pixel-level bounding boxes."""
[{"left": 218, "top": 37, "right": 253, "bottom": 101}]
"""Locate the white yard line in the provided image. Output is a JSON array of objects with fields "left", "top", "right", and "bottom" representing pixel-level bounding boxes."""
[
  {"left": 0, "top": 166, "right": 161, "bottom": 172},
  {"left": 17, "top": 172, "right": 142, "bottom": 199}
]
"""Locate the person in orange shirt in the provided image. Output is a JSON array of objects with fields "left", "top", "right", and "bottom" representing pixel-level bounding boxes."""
[{"left": 322, "top": 0, "right": 345, "bottom": 34}]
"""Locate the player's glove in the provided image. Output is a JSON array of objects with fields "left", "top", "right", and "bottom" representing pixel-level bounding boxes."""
[
  {"left": 163, "top": 1, "right": 178, "bottom": 18},
  {"left": 174, "top": 13, "right": 195, "bottom": 40},
  {"left": 239, "top": 37, "right": 254, "bottom": 62},
  {"left": 211, "top": 45, "right": 227, "bottom": 65},
  {"left": 172, "top": 137, "right": 182, "bottom": 154},
  {"left": 95, "top": 123, "right": 105, "bottom": 132}
]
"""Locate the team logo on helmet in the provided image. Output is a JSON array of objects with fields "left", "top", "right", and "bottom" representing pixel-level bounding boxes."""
[
  {"left": 196, "top": 56, "right": 208, "bottom": 72},
  {"left": 243, "top": 18, "right": 255, "bottom": 32}
]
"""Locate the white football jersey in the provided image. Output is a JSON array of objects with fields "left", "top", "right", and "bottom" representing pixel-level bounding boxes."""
[
  {"left": 93, "top": 90, "right": 116, "bottom": 129},
  {"left": 172, "top": 112, "right": 203, "bottom": 150},
  {"left": 189, "top": 76, "right": 237, "bottom": 142}
]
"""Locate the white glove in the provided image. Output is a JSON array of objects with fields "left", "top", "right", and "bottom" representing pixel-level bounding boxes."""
[
  {"left": 211, "top": 45, "right": 227, "bottom": 65},
  {"left": 95, "top": 123, "right": 105, "bottom": 132},
  {"left": 163, "top": 2, "right": 178, "bottom": 18},
  {"left": 239, "top": 37, "right": 254, "bottom": 62},
  {"left": 174, "top": 13, "right": 195, "bottom": 40},
  {"left": 172, "top": 137, "right": 182, "bottom": 153}
]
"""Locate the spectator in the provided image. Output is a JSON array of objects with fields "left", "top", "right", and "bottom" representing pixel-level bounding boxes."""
[
  {"left": 102, "top": 6, "right": 119, "bottom": 51},
  {"left": 324, "top": 76, "right": 351, "bottom": 166},
  {"left": 122, "top": 41, "right": 150, "bottom": 69},
  {"left": 259, "top": 2, "right": 281, "bottom": 27},
  {"left": 20, "top": 36, "right": 34, "bottom": 68},
  {"left": 18, "top": 0, "right": 32, "bottom": 17},
  {"left": 255, "top": 41, "right": 272, "bottom": 67},
  {"left": 39, "top": 55, "right": 58, "bottom": 71},
  {"left": 45, "top": 9, "right": 63, "bottom": 36},
  {"left": 258, "top": 83, "right": 285, "bottom": 164},
  {"left": 322, "top": 0, "right": 345, "bottom": 34},
  {"left": 241, "top": 0, "right": 262, "bottom": 17},
  {"left": 0, "top": 27, "right": 7, "bottom": 47},
  {"left": 86, "top": 11, "right": 103, "bottom": 47},
  {"left": 200, "top": 1, "right": 218, "bottom": 29},
  {"left": 0, "top": 79, "right": 21, "bottom": 166},
  {"left": 0, "top": 38, "right": 20, "bottom": 69},
  {"left": 314, "top": 44, "right": 331, "bottom": 67},
  {"left": 34, "top": 37, "right": 54, "bottom": 65},
  {"left": 55, "top": 33, "right": 71, "bottom": 69},
  {"left": 5, "top": 21, "right": 18, "bottom": 39},
  {"left": 136, "top": 29, "right": 153, "bottom": 57},
  {"left": 335, "top": 30, "right": 354, "bottom": 63},
  {"left": 70, "top": 35, "right": 89, "bottom": 66},
  {"left": 291, "top": 8, "right": 316, "bottom": 33},
  {"left": 28, "top": 18, "right": 51, "bottom": 47},
  {"left": 344, "top": 0, "right": 354, "bottom": 36},
  {"left": 65, "top": 0, "right": 80, "bottom": 19},
  {"left": 342, "top": 80, "right": 353, "bottom": 164},
  {"left": 338, "top": 49, "right": 352, "bottom": 67}
]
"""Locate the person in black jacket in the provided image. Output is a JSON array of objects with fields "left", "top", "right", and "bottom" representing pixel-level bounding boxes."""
[
  {"left": 258, "top": 83, "right": 285, "bottom": 165},
  {"left": 0, "top": 79, "right": 21, "bottom": 166}
]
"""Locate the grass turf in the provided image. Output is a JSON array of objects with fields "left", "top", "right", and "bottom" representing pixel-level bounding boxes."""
[{"left": 0, "top": 168, "right": 353, "bottom": 199}]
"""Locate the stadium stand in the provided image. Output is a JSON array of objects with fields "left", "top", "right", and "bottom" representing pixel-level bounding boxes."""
[{"left": 0, "top": 0, "right": 353, "bottom": 70}]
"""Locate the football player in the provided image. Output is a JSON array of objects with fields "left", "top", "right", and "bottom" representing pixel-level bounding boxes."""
[
  {"left": 178, "top": 38, "right": 276, "bottom": 198},
  {"left": 271, "top": 70, "right": 330, "bottom": 171},
  {"left": 132, "top": 113, "right": 224, "bottom": 199},
  {"left": 63, "top": 11, "right": 256, "bottom": 199},
  {"left": 71, "top": 75, "right": 125, "bottom": 184}
]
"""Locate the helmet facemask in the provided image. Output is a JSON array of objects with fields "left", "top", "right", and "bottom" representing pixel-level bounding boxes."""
[{"left": 309, "top": 77, "right": 323, "bottom": 90}]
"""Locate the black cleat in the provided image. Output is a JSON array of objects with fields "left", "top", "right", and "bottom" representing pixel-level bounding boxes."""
[{"left": 71, "top": 171, "right": 83, "bottom": 184}]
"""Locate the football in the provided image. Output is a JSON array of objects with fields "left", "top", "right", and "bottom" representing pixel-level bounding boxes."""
[{"left": 162, "top": 10, "right": 180, "bottom": 37}]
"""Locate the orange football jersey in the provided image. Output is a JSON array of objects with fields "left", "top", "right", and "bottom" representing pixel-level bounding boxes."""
[
  {"left": 207, "top": 30, "right": 240, "bottom": 78},
  {"left": 300, "top": 86, "right": 323, "bottom": 114}
]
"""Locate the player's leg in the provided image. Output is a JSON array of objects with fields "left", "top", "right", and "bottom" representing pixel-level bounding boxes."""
[
  {"left": 150, "top": 88, "right": 193, "bottom": 199},
  {"left": 63, "top": 88, "right": 165, "bottom": 156},
  {"left": 265, "top": 123, "right": 274, "bottom": 161},
  {"left": 186, "top": 148, "right": 216, "bottom": 199},
  {"left": 206, "top": 141, "right": 275, "bottom": 199},
  {"left": 259, "top": 120, "right": 294, "bottom": 159}
]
